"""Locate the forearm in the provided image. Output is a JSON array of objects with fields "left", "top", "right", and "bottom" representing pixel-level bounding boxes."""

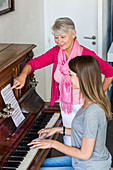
[
  {"left": 103, "top": 77, "right": 113, "bottom": 91},
  {"left": 20, "top": 64, "right": 32, "bottom": 78},
  {"left": 56, "top": 127, "right": 71, "bottom": 136},
  {"left": 52, "top": 140, "right": 87, "bottom": 160}
]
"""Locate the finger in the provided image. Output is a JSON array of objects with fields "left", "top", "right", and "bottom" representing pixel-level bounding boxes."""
[
  {"left": 11, "top": 82, "right": 18, "bottom": 89},
  {"left": 11, "top": 81, "right": 20, "bottom": 89},
  {"left": 27, "top": 140, "right": 37, "bottom": 145},
  {"left": 38, "top": 131, "right": 47, "bottom": 138},
  {"left": 38, "top": 130, "right": 44, "bottom": 136},
  {"left": 30, "top": 145, "right": 43, "bottom": 150},
  {"left": 29, "top": 140, "right": 42, "bottom": 146},
  {"left": 30, "top": 143, "right": 42, "bottom": 149},
  {"left": 28, "top": 139, "right": 39, "bottom": 145},
  {"left": 16, "top": 85, "right": 23, "bottom": 89},
  {"left": 43, "top": 134, "right": 49, "bottom": 138},
  {"left": 39, "top": 133, "right": 43, "bottom": 137},
  {"left": 10, "top": 85, "right": 15, "bottom": 90},
  {"left": 38, "top": 129, "right": 47, "bottom": 135}
]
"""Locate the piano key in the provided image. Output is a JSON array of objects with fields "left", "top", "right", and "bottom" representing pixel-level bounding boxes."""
[
  {"left": 31, "top": 125, "right": 45, "bottom": 130},
  {"left": 15, "top": 148, "right": 29, "bottom": 152},
  {"left": 18, "top": 145, "right": 29, "bottom": 150},
  {"left": 27, "top": 131, "right": 37, "bottom": 135},
  {"left": 16, "top": 112, "right": 60, "bottom": 170},
  {"left": 29, "top": 129, "right": 39, "bottom": 133},
  {"left": 16, "top": 147, "right": 29, "bottom": 151},
  {"left": 2, "top": 161, "right": 20, "bottom": 168},
  {"left": 12, "top": 151, "right": 27, "bottom": 157},
  {"left": 23, "top": 135, "right": 38, "bottom": 141},
  {"left": 1, "top": 168, "right": 16, "bottom": 170},
  {"left": 19, "top": 141, "right": 29, "bottom": 146},
  {"left": 8, "top": 157, "right": 23, "bottom": 162},
  {"left": 25, "top": 133, "right": 38, "bottom": 138},
  {"left": 35, "top": 122, "right": 47, "bottom": 126}
]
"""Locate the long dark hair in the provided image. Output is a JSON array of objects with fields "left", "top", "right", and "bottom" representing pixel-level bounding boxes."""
[{"left": 69, "top": 55, "right": 111, "bottom": 121}]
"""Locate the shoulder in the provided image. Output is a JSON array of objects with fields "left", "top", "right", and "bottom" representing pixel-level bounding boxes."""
[
  {"left": 49, "top": 45, "right": 60, "bottom": 54},
  {"left": 82, "top": 46, "right": 97, "bottom": 57},
  {"left": 43, "top": 45, "right": 60, "bottom": 61},
  {"left": 85, "top": 103, "right": 104, "bottom": 120}
]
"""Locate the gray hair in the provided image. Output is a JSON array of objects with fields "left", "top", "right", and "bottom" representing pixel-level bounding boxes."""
[{"left": 51, "top": 17, "right": 75, "bottom": 35}]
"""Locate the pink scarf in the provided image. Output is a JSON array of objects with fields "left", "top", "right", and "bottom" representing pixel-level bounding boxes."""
[{"left": 58, "top": 39, "right": 82, "bottom": 113}]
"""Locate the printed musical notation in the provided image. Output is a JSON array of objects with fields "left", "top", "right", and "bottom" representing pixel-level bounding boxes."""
[{"left": 1, "top": 84, "right": 25, "bottom": 127}]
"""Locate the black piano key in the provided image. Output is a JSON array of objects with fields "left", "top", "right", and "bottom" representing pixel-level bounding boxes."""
[
  {"left": 3, "top": 161, "right": 20, "bottom": 168},
  {"left": 28, "top": 131, "right": 37, "bottom": 135},
  {"left": 38, "top": 117, "right": 50, "bottom": 122},
  {"left": 8, "top": 156, "right": 23, "bottom": 161},
  {"left": 15, "top": 148, "right": 29, "bottom": 152},
  {"left": 36, "top": 121, "right": 46, "bottom": 126},
  {"left": 29, "top": 129, "right": 39, "bottom": 133},
  {"left": 23, "top": 138, "right": 34, "bottom": 143},
  {"left": 32, "top": 125, "right": 45, "bottom": 130},
  {"left": 17, "top": 146, "right": 30, "bottom": 151},
  {"left": 35, "top": 122, "right": 47, "bottom": 126},
  {"left": 25, "top": 133, "right": 38, "bottom": 138},
  {"left": 7, "top": 160, "right": 21, "bottom": 166},
  {"left": 1, "top": 168, "right": 16, "bottom": 170},
  {"left": 19, "top": 141, "right": 29, "bottom": 146},
  {"left": 23, "top": 138, "right": 37, "bottom": 143},
  {"left": 33, "top": 122, "right": 46, "bottom": 127},
  {"left": 12, "top": 151, "right": 27, "bottom": 157},
  {"left": 16, "top": 148, "right": 29, "bottom": 152},
  {"left": 41, "top": 112, "right": 53, "bottom": 117}
]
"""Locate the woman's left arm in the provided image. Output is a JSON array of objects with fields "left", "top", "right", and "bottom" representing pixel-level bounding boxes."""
[
  {"left": 103, "top": 77, "right": 113, "bottom": 91},
  {"left": 88, "top": 51, "right": 113, "bottom": 91},
  {"left": 52, "top": 136, "right": 96, "bottom": 160},
  {"left": 28, "top": 137, "right": 96, "bottom": 161}
]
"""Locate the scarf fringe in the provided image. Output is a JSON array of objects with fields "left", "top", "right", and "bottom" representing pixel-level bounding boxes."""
[{"left": 61, "top": 102, "right": 72, "bottom": 114}]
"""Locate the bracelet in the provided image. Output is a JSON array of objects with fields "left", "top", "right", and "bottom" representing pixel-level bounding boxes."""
[{"left": 63, "top": 126, "right": 65, "bottom": 136}]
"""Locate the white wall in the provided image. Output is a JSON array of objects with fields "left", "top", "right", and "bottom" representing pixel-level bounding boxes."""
[{"left": 0, "top": 0, "right": 46, "bottom": 100}]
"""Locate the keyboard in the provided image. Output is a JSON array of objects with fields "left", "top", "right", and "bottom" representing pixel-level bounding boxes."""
[{"left": 2, "top": 112, "right": 60, "bottom": 170}]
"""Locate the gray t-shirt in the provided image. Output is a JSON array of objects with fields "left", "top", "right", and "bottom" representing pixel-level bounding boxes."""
[{"left": 71, "top": 103, "right": 111, "bottom": 170}]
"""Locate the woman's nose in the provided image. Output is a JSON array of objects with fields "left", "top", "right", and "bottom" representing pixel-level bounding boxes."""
[{"left": 58, "top": 37, "right": 62, "bottom": 44}]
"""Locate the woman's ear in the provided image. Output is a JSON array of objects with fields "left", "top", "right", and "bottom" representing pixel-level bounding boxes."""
[{"left": 73, "top": 30, "right": 76, "bottom": 39}]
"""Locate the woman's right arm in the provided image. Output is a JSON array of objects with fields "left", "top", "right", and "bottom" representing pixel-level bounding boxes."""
[
  {"left": 38, "top": 127, "right": 71, "bottom": 138},
  {"left": 11, "top": 64, "right": 32, "bottom": 89},
  {"left": 11, "top": 45, "right": 59, "bottom": 90}
]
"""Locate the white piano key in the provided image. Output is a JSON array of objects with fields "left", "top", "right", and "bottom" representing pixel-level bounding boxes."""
[{"left": 17, "top": 112, "right": 60, "bottom": 170}]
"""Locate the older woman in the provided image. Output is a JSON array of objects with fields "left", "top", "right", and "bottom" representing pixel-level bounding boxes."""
[{"left": 11, "top": 17, "right": 113, "bottom": 146}]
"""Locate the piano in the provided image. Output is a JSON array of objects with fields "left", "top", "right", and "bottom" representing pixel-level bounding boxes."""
[{"left": 0, "top": 44, "right": 61, "bottom": 170}]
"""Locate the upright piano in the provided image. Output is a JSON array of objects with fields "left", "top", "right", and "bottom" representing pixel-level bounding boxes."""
[{"left": 0, "top": 44, "right": 61, "bottom": 170}]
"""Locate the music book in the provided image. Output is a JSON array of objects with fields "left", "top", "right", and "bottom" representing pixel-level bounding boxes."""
[{"left": 1, "top": 84, "right": 25, "bottom": 127}]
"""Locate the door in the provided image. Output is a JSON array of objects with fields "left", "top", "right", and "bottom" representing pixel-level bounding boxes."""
[
  {"left": 44, "top": 0, "right": 103, "bottom": 101},
  {"left": 44, "top": 0, "right": 98, "bottom": 53}
]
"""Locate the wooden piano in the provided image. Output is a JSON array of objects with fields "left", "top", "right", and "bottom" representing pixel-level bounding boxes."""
[{"left": 0, "top": 44, "right": 61, "bottom": 170}]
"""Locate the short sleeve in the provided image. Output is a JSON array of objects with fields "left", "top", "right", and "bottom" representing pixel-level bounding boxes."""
[{"left": 83, "top": 109, "right": 99, "bottom": 138}]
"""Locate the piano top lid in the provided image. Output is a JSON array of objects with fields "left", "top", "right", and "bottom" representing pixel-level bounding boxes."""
[{"left": 0, "top": 43, "right": 36, "bottom": 72}]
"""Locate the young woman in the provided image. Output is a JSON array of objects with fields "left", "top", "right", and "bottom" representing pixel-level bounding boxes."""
[
  {"left": 28, "top": 55, "right": 112, "bottom": 170},
  {"left": 11, "top": 17, "right": 113, "bottom": 146}
]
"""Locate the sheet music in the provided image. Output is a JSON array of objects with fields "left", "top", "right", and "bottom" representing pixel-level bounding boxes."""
[{"left": 1, "top": 84, "right": 25, "bottom": 127}]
